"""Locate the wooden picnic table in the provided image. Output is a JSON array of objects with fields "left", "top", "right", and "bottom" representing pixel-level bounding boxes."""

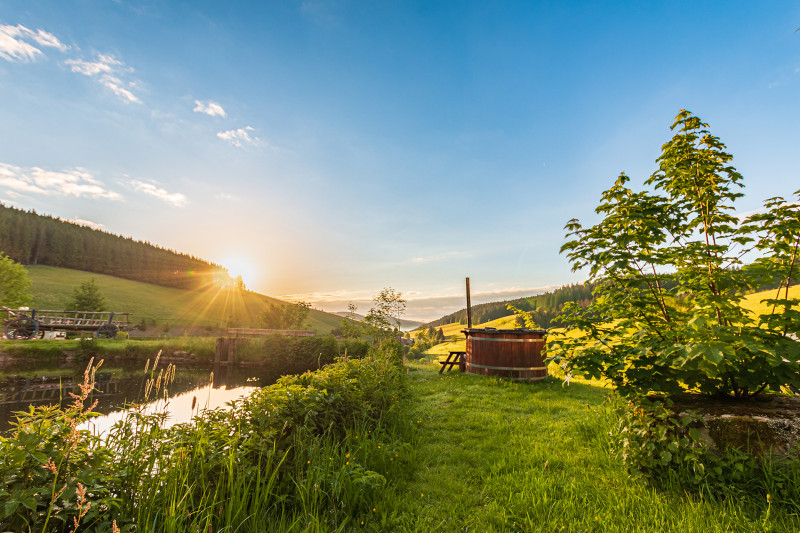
[{"left": 439, "top": 351, "right": 466, "bottom": 374}]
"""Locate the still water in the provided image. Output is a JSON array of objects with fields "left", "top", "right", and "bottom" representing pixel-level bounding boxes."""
[{"left": 0, "top": 358, "right": 283, "bottom": 435}]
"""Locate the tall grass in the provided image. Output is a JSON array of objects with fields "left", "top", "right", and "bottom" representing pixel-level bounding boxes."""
[{"left": 0, "top": 341, "right": 415, "bottom": 532}]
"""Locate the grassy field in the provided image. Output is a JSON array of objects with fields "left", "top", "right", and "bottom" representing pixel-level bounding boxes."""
[
  {"left": 742, "top": 284, "right": 800, "bottom": 319},
  {"left": 414, "top": 314, "right": 521, "bottom": 339},
  {"left": 374, "top": 359, "right": 799, "bottom": 532},
  {"left": 23, "top": 265, "right": 344, "bottom": 334},
  {"left": 418, "top": 284, "right": 800, "bottom": 359}
]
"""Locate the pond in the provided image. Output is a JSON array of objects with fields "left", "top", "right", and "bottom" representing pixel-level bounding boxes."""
[{"left": 0, "top": 358, "right": 284, "bottom": 435}]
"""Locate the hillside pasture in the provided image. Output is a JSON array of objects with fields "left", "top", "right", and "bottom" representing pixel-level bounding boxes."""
[{"left": 24, "top": 265, "right": 344, "bottom": 334}]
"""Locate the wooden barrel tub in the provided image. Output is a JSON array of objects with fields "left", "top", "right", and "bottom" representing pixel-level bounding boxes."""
[{"left": 463, "top": 328, "right": 548, "bottom": 381}]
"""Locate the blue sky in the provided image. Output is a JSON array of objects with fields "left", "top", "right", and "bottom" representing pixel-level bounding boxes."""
[{"left": 1, "top": 1, "right": 798, "bottom": 320}]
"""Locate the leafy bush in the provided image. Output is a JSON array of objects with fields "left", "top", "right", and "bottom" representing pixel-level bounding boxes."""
[
  {"left": 614, "top": 396, "right": 800, "bottom": 510},
  {"left": 0, "top": 342, "right": 413, "bottom": 531},
  {"left": 0, "top": 360, "right": 119, "bottom": 532},
  {"left": 0, "top": 252, "right": 32, "bottom": 308},
  {"left": 550, "top": 110, "right": 800, "bottom": 399},
  {"left": 236, "top": 334, "right": 370, "bottom": 369}
]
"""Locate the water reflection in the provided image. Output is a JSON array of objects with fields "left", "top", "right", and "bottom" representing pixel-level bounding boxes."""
[
  {"left": 82, "top": 383, "right": 259, "bottom": 436},
  {"left": 0, "top": 359, "right": 283, "bottom": 434}
]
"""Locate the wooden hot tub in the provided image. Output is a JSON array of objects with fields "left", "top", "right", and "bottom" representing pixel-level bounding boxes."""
[{"left": 463, "top": 328, "right": 548, "bottom": 381}]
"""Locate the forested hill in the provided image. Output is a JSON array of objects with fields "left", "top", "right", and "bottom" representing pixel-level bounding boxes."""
[
  {"left": 424, "top": 283, "right": 596, "bottom": 329},
  {"left": 0, "top": 204, "right": 227, "bottom": 290}
]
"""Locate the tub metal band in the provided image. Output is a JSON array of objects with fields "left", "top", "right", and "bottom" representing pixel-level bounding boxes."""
[
  {"left": 466, "top": 362, "right": 547, "bottom": 371},
  {"left": 468, "top": 337, "right": 545, "bottom": 343}
]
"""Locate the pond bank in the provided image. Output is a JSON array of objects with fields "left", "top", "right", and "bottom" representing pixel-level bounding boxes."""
[
  {"left": 0, "top": 342, "right": 412, "bottom": 532},
  {"left": 0, "top": 335, "right": 370, "bottom": 368}
]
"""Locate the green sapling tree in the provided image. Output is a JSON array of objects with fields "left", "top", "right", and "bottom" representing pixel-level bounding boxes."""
[
  {"left": 65, "top": 278, "right": 107, "bottom": 312},
  {"left": 549, "top": 110, "right": 800, "bottom": 399}
]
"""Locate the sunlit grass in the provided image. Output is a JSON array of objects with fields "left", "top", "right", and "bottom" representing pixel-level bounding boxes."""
[
  {"left": 24, "top": 265, "right": 343, "bottom": 333},
  {"left": 742, "top": 285, "right": 800, "bottom": 319},
  {"left": 412, "top": 314, "right": 523, "bottom": 341},
  {"left": 373, "top": 362, "right": 800, "bottom": 532}
]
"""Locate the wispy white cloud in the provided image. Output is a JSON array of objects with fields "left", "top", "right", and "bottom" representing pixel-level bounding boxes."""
[
  {"left": 215, "top": 192, "right": 236, "bottom": 200},
  {"left": 194, "top": 100, "right": 226, "bottom": 117},
  {"left": 130, "top": 179, "right": 187, "bottom": 207},
  {"left": 280, "top": 289, "right": 375, "bottom": 303},
  {"left": 65, "top": 54, "right": 141, "bottom": 104},
  {"left": 0, "top": 24, "right": 68, "bottom": 63},
  {"left": 0, "top": 163, "right": 122, "bottom": 200},
  {"left": 69, "top": 217, "right": 104, "bottom": 230},
  {"left": 303, "top": 285, "right": 563, "bottom": 322},
  {"left": 217, "top": 126, "right": 257, "bottom": 147}
]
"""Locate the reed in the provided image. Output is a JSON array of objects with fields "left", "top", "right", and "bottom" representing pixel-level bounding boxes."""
[{"left": 0, "top": 341, "right": 413, "bottom": 532}]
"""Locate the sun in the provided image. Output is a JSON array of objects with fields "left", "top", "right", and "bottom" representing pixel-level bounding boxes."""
[{"left": 220, "top": 255, "right": 259, "bottom": 289}]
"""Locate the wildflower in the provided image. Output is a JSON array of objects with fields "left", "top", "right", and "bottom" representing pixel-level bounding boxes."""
[
  {"left": 307, "top": 460, "right": 311, "bottom": 464},
  {"left": 44, "top": 458, "right": 58, "bottom": 474},
  {"left": 767, "top": 494, "right": 771, "bottom": 501},
  {"left": 373, "top": 508, "right": 376, "bottom": 512}
]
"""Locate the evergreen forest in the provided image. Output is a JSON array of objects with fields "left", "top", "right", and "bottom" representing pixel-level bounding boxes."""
[
  {"left": 424, "top": 282, "right": 596, "bottom": 329},
  {"left": 0, "top": 204, "right": 227, "bottom": 290}
]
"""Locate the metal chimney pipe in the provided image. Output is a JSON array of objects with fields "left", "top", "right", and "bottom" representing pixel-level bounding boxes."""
[{"left": 466, "top": 277, "right": 472, "bottom": 328}]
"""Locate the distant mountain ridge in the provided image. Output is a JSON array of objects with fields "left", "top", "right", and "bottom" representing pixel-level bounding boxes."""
[
  {"left": 422, "top": 283, "right": 597, "bottom": 329},
  {"left": 331, "top": 311, "right": 423, "bottom": 332}
]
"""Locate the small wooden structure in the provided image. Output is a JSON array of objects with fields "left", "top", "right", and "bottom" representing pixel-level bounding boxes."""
[
  {"left": 439, "top": 350, "right": 466, "bottom": 374},
  {"left": 463, "top": 328, "right": 548, "bottom": 381},
  {"left": 2, "top": 308, "right": 132, "bottom": 340},
  {"left": 215, "top": 337, "right": 244, "bottom": 365}
]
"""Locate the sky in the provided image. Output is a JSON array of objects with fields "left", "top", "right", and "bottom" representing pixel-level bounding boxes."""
[{"left": 1, "top": 1, "right": 798, "bottom": 321}]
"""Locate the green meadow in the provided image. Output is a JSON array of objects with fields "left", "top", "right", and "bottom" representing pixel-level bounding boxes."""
[
  {"left": 23, "top": 265, "right": 344, "bottom": 333},
  {"left": 3, "top": 270, "right": 799, "bottom": 531},
  {"left": 374, "top": 359, "right": 799, "bottom": 533}
]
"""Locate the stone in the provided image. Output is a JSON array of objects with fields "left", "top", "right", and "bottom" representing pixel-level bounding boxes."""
[{"left": 671, "top": 393, "right": 800, "bottom": 457}]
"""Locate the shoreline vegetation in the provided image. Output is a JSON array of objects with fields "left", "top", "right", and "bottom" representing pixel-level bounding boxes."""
[
  {"left": 0, "top": 336, "right": 371, "bottom": 368},
  {"left": 2, "top": 340, "right": 799, "bottom": 531},
  {"left": 1, "top": 341, "right": 414, "bottom": 532}
]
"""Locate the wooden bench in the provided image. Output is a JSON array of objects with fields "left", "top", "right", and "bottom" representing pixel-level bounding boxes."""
[{"left": 439, "top": 351, "right": 466, "bottom": 374}]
